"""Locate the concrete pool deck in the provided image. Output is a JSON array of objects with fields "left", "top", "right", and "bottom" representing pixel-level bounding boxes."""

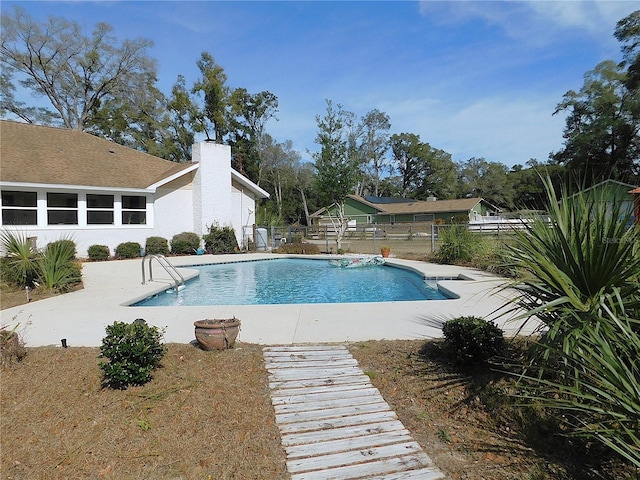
[{"left": 0, "top": 253, "right": 537, "bottom": 348}]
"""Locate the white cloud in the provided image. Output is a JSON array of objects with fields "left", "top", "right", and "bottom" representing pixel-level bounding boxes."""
[
  {"left": 382, "top": 93, "right": 567, "bottom": 166},
  {"left": 419, "top": 0, "right": 638, "bottom": 47},
  {"left": 525, "top": 1, "right": 637, "bottom": 33}
]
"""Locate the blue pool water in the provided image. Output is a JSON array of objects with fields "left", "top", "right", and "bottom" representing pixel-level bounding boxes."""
[{"left": 132, "top": 258, "right": 451, "bottom": 306}]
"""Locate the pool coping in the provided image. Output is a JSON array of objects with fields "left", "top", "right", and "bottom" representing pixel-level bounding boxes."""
[
  {"left": 0, "top": 253, "right": 538, "bottom": 347},
  {"left": 130, "top": 256, "right": 460, "bottom": 306}
]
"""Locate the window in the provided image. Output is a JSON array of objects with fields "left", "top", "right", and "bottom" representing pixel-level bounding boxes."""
[
  {"left": 414, "top": 214, "right": 435, "bottom": 222},
  {"left": 122, "top": 195, "right": 146, "bottom": 224},
  {"left": 47, "top": 192, "right": 78, "bottom": 225},
  {"left": 87, "top": 194, "right": 114, "bottom": 225},
  {"left": 1, "top": 191, "right": 37, "bottom": 225}
]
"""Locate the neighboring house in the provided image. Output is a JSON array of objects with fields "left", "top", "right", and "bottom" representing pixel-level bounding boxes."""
[
  {"left": 566, "top": 179, "right": 639, "bottom": 226},
  {"left": 0, "top": 120, "right": 269, "bottom": 256},
  {"left": 310, "top": 194, "right": 500, "bottom": 227}
]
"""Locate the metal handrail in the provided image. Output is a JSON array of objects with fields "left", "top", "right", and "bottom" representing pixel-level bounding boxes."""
[{"left": 141, "top": 254, "right": 184, "bottom": 289}]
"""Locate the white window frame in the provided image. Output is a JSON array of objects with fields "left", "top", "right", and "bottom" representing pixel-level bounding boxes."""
[
  {"left": 121, "top": 195, "right": 147, "bottom": 225},
  {"left": 86, "top": 193, "right": 115, "bottom": 225},
  {"left": 46, "top": 192, "right": 79, "bottom": 225},
  {"left": 1, "top": 190, "right": 38, "bottom": 226}
]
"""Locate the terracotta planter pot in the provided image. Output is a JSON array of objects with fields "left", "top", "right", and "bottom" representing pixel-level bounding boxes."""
[{"left": 194, "top": 318, "right": 240, "bottom": 350}]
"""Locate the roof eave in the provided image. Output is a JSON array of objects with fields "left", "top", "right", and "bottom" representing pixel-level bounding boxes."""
[
  {"left": 231, "top": 169, "right": 270, "bottom": 199},
  {"left": 0, "top": 181, "right": 154, "bottom": 194},
  {"left": 147, "top": 164, "right": 199, "bottom": 190}
]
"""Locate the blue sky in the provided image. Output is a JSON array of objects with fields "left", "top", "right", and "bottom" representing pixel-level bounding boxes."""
[{"left": 4, "top": 1, "right": 638, "bottom": 167}]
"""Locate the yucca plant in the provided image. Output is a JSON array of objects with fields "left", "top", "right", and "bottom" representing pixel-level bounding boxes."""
[
  {"left": 515, "top": 309, "right": 640, "bottom": 467},
  {"left": 505, "top": 177, "right": 640, "bottom": 350},
  {"left": 503, "top": 176, "right": 640, "bottom": 465},
  {"left": 0, "top": 229, "right": 39, "bottom": 287}
]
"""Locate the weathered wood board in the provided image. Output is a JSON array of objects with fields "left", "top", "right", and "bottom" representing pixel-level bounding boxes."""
[{"left": 264, "top": 345, "right": 446, "bottom": 480}]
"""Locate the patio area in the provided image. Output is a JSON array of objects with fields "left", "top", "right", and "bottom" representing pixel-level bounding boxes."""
[{"left": 0, "top": 253, "right": 536, "bottom": 348}]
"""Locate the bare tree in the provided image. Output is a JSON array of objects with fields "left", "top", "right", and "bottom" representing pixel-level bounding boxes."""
[
  {"left": 326, "top": 202, "right": 350, "bottom": 251},
  {"left": 1, "top": 7, "right": 157, "bottom": 130}
]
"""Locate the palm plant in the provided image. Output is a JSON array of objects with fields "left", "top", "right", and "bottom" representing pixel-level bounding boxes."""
[
  {"left": 0, "top": 229, "right": 39, "bottom": 287},
  {"left": 37, "top": 238, "right": 81, "bottom": 291}
]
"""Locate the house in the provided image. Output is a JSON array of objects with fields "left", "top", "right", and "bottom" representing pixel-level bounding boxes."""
[
  {"left": 566, "top": 180, "right": 639, "bottom": 226},
  {"left": 310, "top": 194, "right": 500, "bottom": 227},
  {"left": 0, "top": 120, "right": 269, "bottom": 256}
]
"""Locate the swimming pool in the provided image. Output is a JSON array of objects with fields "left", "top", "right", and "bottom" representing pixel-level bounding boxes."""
[{"left": 132, "top": 258, "right": 452, "bottom": 306}]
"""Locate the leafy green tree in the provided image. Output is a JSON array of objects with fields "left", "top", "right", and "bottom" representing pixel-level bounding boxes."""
[
  {"left": 457, "top": 157, "right": 513, "bottom": 208},
  {"left": 227, "top": 88, "right": 278, "bottom": 184},
  {"left": 358, "top": 109, "right": 391, "bottom": 196},
  {"left": 389, "top": 132, "right": 457, "bottom": 200},
  {"left": 313, "top": 100, "right": 358, "bottom": 206},
  {"left": 415, "top": 145, "right": 457, "bottom": 200},
  {"left": 161, "top": 75, "right": 197, "bottom": 162},
  {"left": 389, "top": 132, "right": 423, "bottom": 196},
  {"left": 509, "top": 160, "right": 566, "bottom": 210},
  {"left": 88, "top": 82, "right": 167, "bottom": 152},
  {"left": 377, "top": 175, "right": 403, "bottom": 198},
  {"left": 552, "top": 60, "right": 640, "bottom": 185},
  {"left": 1, "top": 7, "right": 156, "bottom": 131},
  {"left": 191, "top": 51, "right": 228, "bottom": 142},
  {"left": 615, "top": 10, "right": 640, "bottom": 90}
]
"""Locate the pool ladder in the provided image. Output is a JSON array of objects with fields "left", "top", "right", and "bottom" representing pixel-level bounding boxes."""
[{"left": 141, "top": 254, "right": 185, "bottom": 291}]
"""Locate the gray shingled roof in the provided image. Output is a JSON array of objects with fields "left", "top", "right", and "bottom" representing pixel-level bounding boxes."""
[
  {"left": 0, "top": 120, "right": 193, "bottom": 189},
  {"left": 310, "top": 195, "right": 496, "bottom": 218},
  {"left": 348, "top": 195, "right": 490, "bottom": 215}
]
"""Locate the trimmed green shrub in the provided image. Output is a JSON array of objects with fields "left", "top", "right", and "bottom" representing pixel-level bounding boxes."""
[
  {"left": 145, "top": 236, "right": 169, "bottom": 256},
  {"left": 88, "top": 244, "right": 110, "bottom": 261},
  {"left": 115, "top": 241, "right": 142, "bottom": 259},
  {"left": 203, "top": 225, "right": 238, "bottom": 254},
  {"left": 171, "top": 232, "right": 201, "bottom": 255},
  {"left": 99, "top": 320, "right": 166, "bottom": 390},
  {"left": 275, "top": 242, "right": 321, "bottom": 255},
  {"left": 442, "top": 316, "right": 505, "bottom": 365}
]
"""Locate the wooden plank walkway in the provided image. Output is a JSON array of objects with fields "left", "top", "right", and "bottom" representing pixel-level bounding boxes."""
[{"left": 264, "top": 345, "right": 446, "bottom": 480}]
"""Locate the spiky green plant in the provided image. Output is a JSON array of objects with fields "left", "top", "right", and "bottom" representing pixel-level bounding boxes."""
[
  {"left": 515, "top": 310, "right": 640, "bottom": 467},
  {"left": 37, "top": 238, "right": 81, "bottom": 291},
  {"left": 436, "top": 223, "right": 482, "bottom": 264},
  {"left": 503, "top": 176, "right": 640, "bottom": 465},
  {"left": 506, "top": 177, "right": 640, "bottom": 350},
  {"left": 0, "top": 229, "right": 39, "bottom": 287}
]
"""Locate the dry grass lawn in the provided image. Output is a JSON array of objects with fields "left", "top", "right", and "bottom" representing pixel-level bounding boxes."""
[
  {"left": 1, "top": 343, "right": 287, "bottom": 480},
  {"left": 2, "top": 339, "right": 635, "bottom": 480}
]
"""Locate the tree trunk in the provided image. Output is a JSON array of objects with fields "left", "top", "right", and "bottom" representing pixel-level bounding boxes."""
[{"left": 299, "top": 188, "right": 310, "bottom": 226}]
